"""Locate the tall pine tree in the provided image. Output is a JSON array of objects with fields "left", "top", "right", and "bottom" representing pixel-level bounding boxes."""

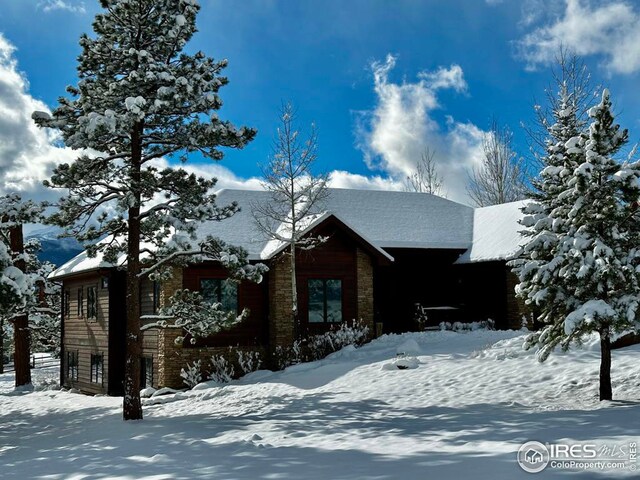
[
  {"left": 513, "top": 89, "right": 640, "bottom": 401},
  {"left": 34, "top": 0, "right": 256, "bottom": 419}
]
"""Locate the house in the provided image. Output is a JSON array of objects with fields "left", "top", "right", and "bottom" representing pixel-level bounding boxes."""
[{"left": 48, "top": 188, "right": 528, "bottom": 395}]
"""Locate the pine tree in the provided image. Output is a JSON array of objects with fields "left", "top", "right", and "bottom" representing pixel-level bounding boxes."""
[
  {"left": 33, "top": 0, "right": 256, "bottom": 420},
  {"left": 0, "top": 194, "right": 44, "bottom": 386},
  {"left": 513, "top": 89, "right": 640, "bottom": 401}
]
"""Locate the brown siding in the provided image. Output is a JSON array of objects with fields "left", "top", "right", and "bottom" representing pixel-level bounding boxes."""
[
  {"left": 296, "top": 228, "right": 358, "bottom": 337},
  {"left": 62, "top": 275, "right": 109, "bottom": 394},
  {"left": 182, "top": 262, "right": 268, "bottom": 347}
]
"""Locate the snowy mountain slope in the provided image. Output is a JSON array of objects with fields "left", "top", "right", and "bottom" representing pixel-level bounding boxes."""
[
  {"left": 0, "top": 329, "right": 638, "bottom": 479},
  {"left": 25, "top": 225, "right": 83, "bottom": 267}
]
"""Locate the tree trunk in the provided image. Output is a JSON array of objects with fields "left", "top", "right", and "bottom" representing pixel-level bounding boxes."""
[
  {"left": 290, "top": 240, "right": 299, "bottom": 340},
  {"left": 0, "top": 317, "right": 4, "bottom": 374},
  {"left": 599, "top": 327, "right": 612, "bottom": 401},
  {"left": 123, "top": 123, "right": 143, "bottom": 421},
  {"left": 9, "top": 223, "right": 31, "bottom": 387}
]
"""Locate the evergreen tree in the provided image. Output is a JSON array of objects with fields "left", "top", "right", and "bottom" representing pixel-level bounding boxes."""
[
  {"left": 513, "top": 90, "right": 640, "bottom": 401},
  {"left": 34, "top": 0, "right": 256, "bottom": 420},
  {"left": 0, "top": 194, "right": 44, "bottom": 386}
]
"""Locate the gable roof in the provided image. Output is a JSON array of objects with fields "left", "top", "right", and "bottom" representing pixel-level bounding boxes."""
[
  {"left": 49, "top": 188, "right": 526, "bottom": 279},
  {"left": 196, "top": 188, "right": 475, "bottom": 257}
]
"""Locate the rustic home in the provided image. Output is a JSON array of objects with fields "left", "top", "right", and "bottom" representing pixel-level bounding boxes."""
[{"left": 49, "top": 188, "right": 527, "bottom": 395}]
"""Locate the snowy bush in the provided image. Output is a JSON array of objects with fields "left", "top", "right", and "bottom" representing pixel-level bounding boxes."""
[
  {"left": 236, "top": 349, "right": 262, "bottom": 375},
  {"left": 209, "top": 354, "right": 235, "bottom": 384},
  {"left": 439, "top": 319, "right": 495, "bottom": 332},
  {"left": 180, "top": 360, "right": 202, "bottom": 388},
  {"left": 273, "top": 340, "right": 303, "bottom": 370},
  {"left": 308, "top": 320, "right": 370, "bottom": 360}
]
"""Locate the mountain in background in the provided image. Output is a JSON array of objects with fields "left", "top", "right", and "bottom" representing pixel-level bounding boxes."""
[{"left": 26, "top": 226, "right": 83, "bottom": 267}]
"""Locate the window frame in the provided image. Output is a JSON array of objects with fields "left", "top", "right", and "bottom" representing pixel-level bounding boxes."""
[
  {"left": 77, "top": 287, "right": 83, "bottom": 317},
  {"left": 152, "top": 281, "right": 161, "bottom": 314},
  {"left": 90, "top": 353, "right": 104, "bottom": 385},
  {"left": 64, "top": 290, "right": 71, "bottom": 318},
  {"left": 307, "top": 278, "right": 343, "bottom": 324},
  {"left": 199, "top": 278, "right": 239, "bottom": 313},
  {"left": 86, "top": 285, "right": 98, "bottom": 320}
]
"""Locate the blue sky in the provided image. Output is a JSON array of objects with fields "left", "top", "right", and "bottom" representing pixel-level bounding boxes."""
[{"left": 2, "top": 0, "right": 640, "bottom": 204}]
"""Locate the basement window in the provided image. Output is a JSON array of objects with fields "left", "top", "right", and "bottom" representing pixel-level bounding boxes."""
[
  {"left": 66, "top": 350, "right": 78, "bottom": 382},
  {"left": 308, "top": 279, "right": 343, "bottom": 323},
  {"left": 140, "top": 357, "right": 153, "bottom": 388},
  {"left": 200, "top": 278, "right": 238, "bottom": 313},
  {"left": 90, "top": 353, "right": 103, "bottom": 384}
]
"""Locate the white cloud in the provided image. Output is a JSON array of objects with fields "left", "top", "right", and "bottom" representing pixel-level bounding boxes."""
[
  {"left": 0, "top": 34, "right": 77, "bottom": 202},
  {"left": 327, "top": 170, "right": 404, "bottom": 191},
  {"left": 38, "top": 0, "right": 86, "bottom": 14},
  {"left": 354, "top": 54, "right": 484, "bottom": 203},
  {"left": 517, "top": 0, "right": 640, "bottom": 74}
]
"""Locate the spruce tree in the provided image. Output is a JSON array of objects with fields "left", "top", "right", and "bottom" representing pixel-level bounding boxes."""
[
  {"left": 34, "top": 0, "right": 256, "bottom": 419},
  {"left": 514, "top": 90, "right": 640, "bottom": 401}
]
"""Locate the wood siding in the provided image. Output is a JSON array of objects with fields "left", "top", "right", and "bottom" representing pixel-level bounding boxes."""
[
  {"left": 296, "top": 227, "right": 359, "bottom": 336},
  {"left": 61, "top": 274, "right": 110, "bottom": 395}
]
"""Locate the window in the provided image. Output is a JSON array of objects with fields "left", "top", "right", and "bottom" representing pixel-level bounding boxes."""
[
  {"left": 87, "top": 286, "right": 98, "bottom": 320},
  {"left": 140, "top": 357, "right": 153, "bottom": 388},
  {"left": 66, "top": 350, "right": 78, "bottom": 382},
  {"left": 77, "top": 288, "right": 83, "bottom": 317},
  {"left": 308, "top": 279, "right": 343, "bottom": 323},
  {"left": 64, "top": 290, "right": 70, "bottom": 318},
  {"left": 152, "top": 281, "right": 161, "bottom": 314},
  {"left": 90, "top": 354, "right": 103, "bottom": 384},
  {"left": 200, "top": 278, "right": 238, "bottom": 312}
]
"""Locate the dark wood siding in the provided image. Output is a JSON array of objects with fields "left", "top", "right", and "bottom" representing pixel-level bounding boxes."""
[
  {"left": 296, "top": 227, "right": 358, "bottom": 336},
  {"left": 183, "top": 262, "right": 269, "bottom": 347}
]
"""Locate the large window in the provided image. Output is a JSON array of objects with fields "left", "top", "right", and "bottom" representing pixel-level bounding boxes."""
[
  {"left": 66, "top": 350, "right": 78, "bottom": 382},
  {"left": 87, "top": 286, "right": 98, "bottom": 320},
  {"left": 90, "top": 353, "right": 103, "bottom": 384},
  {"left": 200, "top": 278, "right": 238, "bottom": 312},
  {"left": 308, "top": 279, "right": 343, "bottom": 323}
]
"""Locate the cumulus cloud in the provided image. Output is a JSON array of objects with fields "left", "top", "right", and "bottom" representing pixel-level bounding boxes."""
[
  {"left": 0, "top": 34, "right": 78, "bottom": 201},
  {"left": 355, "top": 54, "right": 485, "bottom": 203},
  {"left": 517, "top": 0, "right": 640, "bottom": 74},
  {"left": 327, "top": 170, "right": 404, "bottom": 191},
  {"left": 38, "top": 0, "right": 86, "bottom": 14}
]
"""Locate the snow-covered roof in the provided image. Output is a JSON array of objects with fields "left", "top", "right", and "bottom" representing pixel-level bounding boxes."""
[
  {"left": 455, "top": 200, "right": 528, "bottom": 264},
  {"left": 197, "top": 188, "right": 475, "bottom": 256},
  {"left": 49, "top": 188, "right": 528, "bottom": 279}
]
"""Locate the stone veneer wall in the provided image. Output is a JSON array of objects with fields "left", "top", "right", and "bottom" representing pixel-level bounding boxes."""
[
  {"left": 268, "top": 256, "right": 295, "bottom": 348},
  {"left": 356, "top": 248, "right": 375, "bottom": 334},
  {"left": 156, "top": 325, "right": 267, "bottom": 388},
  {"left": 150, "top": 267, "right": 184, "bottom": 388}
]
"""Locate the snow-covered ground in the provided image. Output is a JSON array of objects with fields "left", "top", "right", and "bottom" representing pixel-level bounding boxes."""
[{"left": 1, "top": 329, "right": 638, "bottom": 479}]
